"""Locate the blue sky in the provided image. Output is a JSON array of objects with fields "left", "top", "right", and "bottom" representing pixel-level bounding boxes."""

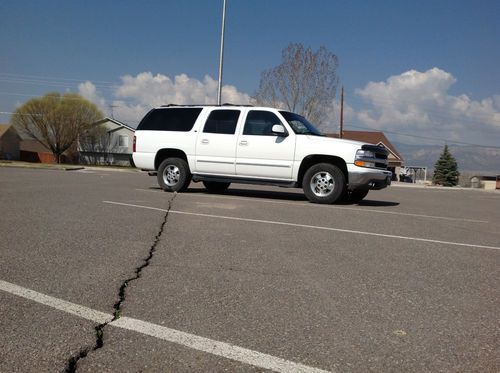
[{"left": 1, "top": 0, "right": 499, "bottom": 146}]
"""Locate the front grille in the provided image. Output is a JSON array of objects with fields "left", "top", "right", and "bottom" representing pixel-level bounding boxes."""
[{"left": 361, "top": 144, "right": 389, "bottom": 169}]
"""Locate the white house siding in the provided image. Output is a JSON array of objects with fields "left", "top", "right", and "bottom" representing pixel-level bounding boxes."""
[{"left": 79, "top": 118, "right": 135, "bottom": 166}]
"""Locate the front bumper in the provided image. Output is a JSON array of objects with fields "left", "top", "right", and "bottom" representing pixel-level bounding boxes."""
[{"left": 347, "top": 164, "right": 392, "bottom": 191}]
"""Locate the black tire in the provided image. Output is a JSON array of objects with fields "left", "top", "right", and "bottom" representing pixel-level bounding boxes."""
[
  {"left": 202, "top": 181, "right": 231, "bottom": 193},
  {"left": 348, "top": 188, "right": 369, "bottom": 203},
  {"left": 157, "top": 157, "right": 191, "bottom": 192},
  {"left": 303, "top": 163, "right": 346, "bottom": 204}
]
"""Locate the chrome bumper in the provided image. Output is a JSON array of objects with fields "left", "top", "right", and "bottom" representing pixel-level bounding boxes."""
[{"left": 348, "top": 165, "right": 392, "bottom": 191}]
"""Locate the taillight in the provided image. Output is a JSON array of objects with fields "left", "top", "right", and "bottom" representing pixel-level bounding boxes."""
[{"left": 133, "top": 135, "right": 136, "bottom": 152}]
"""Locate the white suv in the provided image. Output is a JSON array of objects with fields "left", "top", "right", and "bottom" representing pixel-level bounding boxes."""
[{"left": 133, "top": 105, "right": 392, "bottom": 204}]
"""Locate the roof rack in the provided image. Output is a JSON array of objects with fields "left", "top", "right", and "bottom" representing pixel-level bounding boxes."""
[
  {"left": 221, "top": 103, "right": 253, "bottom": 107},
  {"left": 160, "top": 103, "right": 253, "bottom": 108}
]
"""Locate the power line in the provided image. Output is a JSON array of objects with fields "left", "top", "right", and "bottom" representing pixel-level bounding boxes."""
[
  {"left": 0, "top": 111, "right": 44, "bottom": 116},
  {"left": 0, "top": 91, "right": 138, "bottom": 106},
  {"left": 0, "top": 72, "right": 117, "bottom": 85},
  {"left": 0, "top": 77, "right": 119, "bottom": 91},
  {"left": 343, "top": 92, "right": 500, "bottom": 125},
  {"left": 344, "top": 123, "right": 500, "bottom": 149}
]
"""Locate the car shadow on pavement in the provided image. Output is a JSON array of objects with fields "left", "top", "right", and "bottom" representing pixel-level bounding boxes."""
[
  {"left": 353, "top": 200, "right": 400, "bottom": 207},
  {"left": 148, "top": 187, "right": 399, "bottom": 207},
  {"left": 186, "top": 187, "right": 308, "bottom": 202}
]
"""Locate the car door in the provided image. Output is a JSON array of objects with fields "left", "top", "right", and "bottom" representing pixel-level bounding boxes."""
[
  {"left": 235, "top": 109, "right": 295, "bottom": 179},
  {"left": 194, "top": 109, "right": 241, "bottom": 175}
]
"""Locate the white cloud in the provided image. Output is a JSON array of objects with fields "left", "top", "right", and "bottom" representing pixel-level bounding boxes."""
[
  {"left": 353, "top": 68, "right": 500, "bottom": 146},
  {"left": 323, "top": 99, "right": 356, "bottom": 133},
  {"left": 78, "top": 81, "right": 107, "bottom": 112},
  {"left": 78, "top": 69, "right": 500, "bottom": 146},
  {"left": 79, "top": 72, "right": 251, "bottom": 125}
]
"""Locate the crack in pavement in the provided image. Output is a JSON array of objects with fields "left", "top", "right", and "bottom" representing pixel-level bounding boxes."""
[{"left": 64, "top": 193, "right": 176, "bottom": 372}]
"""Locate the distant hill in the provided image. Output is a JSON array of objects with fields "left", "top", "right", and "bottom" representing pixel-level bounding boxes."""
[{"left": 394, "top": 143, "right": 500, "bottom": 174}]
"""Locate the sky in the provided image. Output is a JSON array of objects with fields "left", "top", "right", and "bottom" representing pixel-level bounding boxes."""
[{"left": 1, "top": 0, "right": 499, "bottom": 147}]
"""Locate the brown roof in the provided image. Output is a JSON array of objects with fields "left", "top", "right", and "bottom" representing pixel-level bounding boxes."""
[
  {"left": 329, "top": 130, "right": 403, "bottom": 161},
  {"left": 20, "top": 139, "right": 51, "bottom": 153},
  {"left": 0, "top": 124, "right": 13, "bottom": 138}
]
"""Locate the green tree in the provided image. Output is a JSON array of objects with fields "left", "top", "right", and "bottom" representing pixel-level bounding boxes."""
[
  {"left": 11, "top": 92, "right": 103, "bottom": 163},
  {"left": 433, "top": 145, "right": 460, "bottom": 186},
  {"left": 253, "top": 43, "right": 339, "bottom": 128}
]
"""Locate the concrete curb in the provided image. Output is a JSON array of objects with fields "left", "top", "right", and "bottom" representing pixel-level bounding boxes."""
[
  {"left": 0, "top": 161, "right": 138, "bottom": 173},
  {"left": 390, "top": 181, "right": 499, "bottom": 193}
]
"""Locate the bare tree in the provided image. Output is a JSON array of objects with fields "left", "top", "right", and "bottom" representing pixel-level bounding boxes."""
[
  {"left": 78, "top": 124, "right": 110, "bottom": 165},
  {"left": 253, "top": 43, "right": 339, "bottom": 127},
  {"left": 11, "top": 92, "right": 103, "bottom": 163}
]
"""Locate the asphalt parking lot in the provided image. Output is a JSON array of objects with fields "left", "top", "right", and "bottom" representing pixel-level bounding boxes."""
[{"left": 0, "top": 166, "right": 499, "bottom": 372}]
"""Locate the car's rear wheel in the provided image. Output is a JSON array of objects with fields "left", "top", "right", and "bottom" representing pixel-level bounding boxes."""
[
  {"left": 202, "top": 181, "right": 231, "bottom": 193},
  {"left": 157, "top": 157, "right": 191, "bottom": 192},
  {"left": 303, "top": 163, "right": 346, "bottom": 204}
]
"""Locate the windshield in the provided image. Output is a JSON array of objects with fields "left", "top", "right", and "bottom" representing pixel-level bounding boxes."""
[{"left": 279, "top": 111, "right": 324, "bottom": 136}]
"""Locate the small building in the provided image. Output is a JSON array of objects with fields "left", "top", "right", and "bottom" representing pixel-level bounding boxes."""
[
  {"left": 329, "top": 131, "right": 404, "bottom": 180},
  {"left": 470, "top": 175, "right": 500, "bottom": 190},
  {"left": 78, "top": 117, "right": 135, "bottom": 166},
  {"left": 19, "top": 139, "right": 57, "bottom": 163},
  {"left": 0, "top": 124, "right": 21, "bottom": 160}
]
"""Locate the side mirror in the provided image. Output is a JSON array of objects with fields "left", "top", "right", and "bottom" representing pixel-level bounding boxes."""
[{"left": 272, "top": 124, "right": 288, "bottom": 137}]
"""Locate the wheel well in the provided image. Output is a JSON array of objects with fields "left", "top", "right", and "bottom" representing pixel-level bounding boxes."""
[
  {"left": 154, "top": 149, "right": 188, "bottom": 170},
  {"left": 298, "top": 155, "right": 348, "bottom": 187}
]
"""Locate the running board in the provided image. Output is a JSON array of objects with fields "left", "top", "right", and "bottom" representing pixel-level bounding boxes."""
[{"left": 192, "top": 174, "right": 298, "bottom": 188}]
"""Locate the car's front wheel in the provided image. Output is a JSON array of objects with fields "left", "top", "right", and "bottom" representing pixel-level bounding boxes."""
[
  {"left": 157, "top": 157, "right": 191, "bottom": 192},
  {"left": 303, "top": 163, "right": 346, "bottom": 204}
]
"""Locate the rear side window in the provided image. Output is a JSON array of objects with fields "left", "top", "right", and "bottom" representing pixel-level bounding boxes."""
[
  {"left": 137, "top": 108, "right": 202, "bottom": 131},
  {"left": 203, "top": 110, "right": 240, "bottom": 134},
  {"left": 243, "top": 110, "right": 282, "bottom": 136}
]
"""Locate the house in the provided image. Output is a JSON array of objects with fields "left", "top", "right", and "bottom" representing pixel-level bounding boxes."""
[
  {"left": 470, "top": 175, "right": 500, "bottom": 190},
  {"left": 19, "top": 139, "right": 56, "bottom": 163},
  {"left": 328, "top": 131, "right": 404, "bottom": 180},
  {"left": 78, "top": 117, "right": 135, "bottom": 166},
  {"left": 0, "top": 124, "right": 21, "bottom": 160}
]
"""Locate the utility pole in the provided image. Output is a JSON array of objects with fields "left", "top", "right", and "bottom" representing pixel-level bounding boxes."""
[
  {"left": 339, "top": 86, "right": 344, "bottom": 138},
  {"left": 108, "top": 104, "right": 118, "bottom": 119},
  {"left": 217, "top": 0, "right": 227, "bottom": 106}
]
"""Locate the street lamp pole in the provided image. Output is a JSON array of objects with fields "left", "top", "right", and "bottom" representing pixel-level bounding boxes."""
[{"left": 217, "top": 0, "right": 227, "bottom": 105}]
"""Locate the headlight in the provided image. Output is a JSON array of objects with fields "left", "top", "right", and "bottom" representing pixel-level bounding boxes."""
[
  {"left": 355, "top": 149, "right": 376, "bottom": 168},
  {"left": 355, "top": 149, "right": 375, "bottom": 158}
]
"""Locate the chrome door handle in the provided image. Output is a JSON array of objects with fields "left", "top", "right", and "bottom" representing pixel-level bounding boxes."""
[
  {"left": 201, "top": 139, "right": 209, "bottom": 144},
  {"left": 239, "top": 140, "right": 248, "bottom": 146}
]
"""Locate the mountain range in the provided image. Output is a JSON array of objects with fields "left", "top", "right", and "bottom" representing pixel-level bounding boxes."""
[{"left": 393, "top": 143, "right": 500, "bottom": 175}]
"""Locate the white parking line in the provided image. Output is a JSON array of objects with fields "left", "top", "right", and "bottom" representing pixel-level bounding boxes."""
[
  {"left": 105, "top": 200, "right": 500, "bottom": 251},
  {"left": 0, "top": 280, "right": 330, "bottom": 373},
  {"left": 135, "top": 188, "right": 488, "bottom": 224},
  {"left": 0, "top": 280, "right": 111, "bottom": 324}
]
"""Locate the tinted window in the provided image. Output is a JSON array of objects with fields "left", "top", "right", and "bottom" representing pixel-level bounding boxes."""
[
  {"left": 137, "top": 108, "right": 202, "bottom": 131},
  {"left": 279, "top": 111, "right": 323, "bottom": 136},
  {"left": 243, "top": 111, "right": 282, "bottom": 136},
  {"left": 203, "top": 110, "right": 240, "bottom": 134}
]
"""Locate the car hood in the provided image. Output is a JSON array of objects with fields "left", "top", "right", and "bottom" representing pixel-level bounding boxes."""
[{"left": 303, "top": 135, "right": 367, "bottom": 147}]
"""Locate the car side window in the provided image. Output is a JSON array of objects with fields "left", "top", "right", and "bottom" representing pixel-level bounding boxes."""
[
  {"left": 243, "top": 111, "right": 282, "bottom": 136},
  {"left": 137, "top": 108, "right": 202, "bottom": 131},
  {"left": 203, "top": 110, "right": 240, "bottom": 134}
]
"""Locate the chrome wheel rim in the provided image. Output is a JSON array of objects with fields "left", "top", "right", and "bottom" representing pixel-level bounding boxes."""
[
  {"left": 163, "top": 165, "right": 180, "bottom": 186},
  {"left": 310, "top": 171, "right": 335, "bottom": 197}
]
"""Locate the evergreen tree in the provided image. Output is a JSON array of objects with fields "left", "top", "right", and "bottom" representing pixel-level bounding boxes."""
[{"left": 433, "top": 145, "right": 460, "bottom": 186}]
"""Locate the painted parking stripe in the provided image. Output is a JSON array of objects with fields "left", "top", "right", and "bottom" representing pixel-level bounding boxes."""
[
  {"left": 113, "top": 317, "right": 330, "bottom": 373},
  {"left": 0, "top": 279, "right": 111, "bottom": 324},
  {"left": 0, "top": 280, "right": 330, "bottom": 373},
  {"left": 105, "top": 200, "right": 500, "bottom": 251},
  {"left": 135, "top": 188, "right": 488, "bottom": 224}
]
